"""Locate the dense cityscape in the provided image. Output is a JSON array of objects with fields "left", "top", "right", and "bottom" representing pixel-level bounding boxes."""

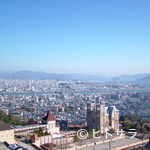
[
  {"left": 1, "top": 79, "right": 150, "bottom": 93},
  {"left": 1, "top": 79, "right": 150, "bottom": 122},
  {"left": 1, "top": 79, "right": 150, "bottom": 149}
]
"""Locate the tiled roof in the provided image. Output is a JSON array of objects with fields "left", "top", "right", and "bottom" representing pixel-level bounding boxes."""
[
  {"left": 22, "top": 119, "right": 39, "bottom": 126},
  {"left": 0, "top": 122, "right": 13, "bottom": 131},
  {"left": 42, "top": 110, "right": 56, "bottom": 122}
]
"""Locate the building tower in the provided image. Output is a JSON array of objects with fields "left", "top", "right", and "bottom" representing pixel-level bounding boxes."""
[
  {"left": 96, "top": 103, "right": 105, "bottom": 133},
  {"left": 87, "top": 102, "right": 119, "bottom": 133},
  {"left": 87, "top": 103, "right": 95, "bottom": 129},
  {"left": 42, "top": 110, "right": 59, "bottom": 134}
]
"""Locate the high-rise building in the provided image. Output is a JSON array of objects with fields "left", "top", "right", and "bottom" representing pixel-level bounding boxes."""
[
  {"left": 87, "top": 102, "right": 119, "bottom": 133},
  {"left": 54, "top": 105, "right": 64, "bottom": 113}
]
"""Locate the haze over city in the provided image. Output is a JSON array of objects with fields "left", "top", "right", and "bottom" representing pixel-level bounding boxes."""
[{"left": 0, "top": 0, "right": 150, "bottom": 76}]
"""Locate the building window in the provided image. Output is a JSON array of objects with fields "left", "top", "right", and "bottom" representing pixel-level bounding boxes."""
[{"left": 92, "top": 118, "right": 95, "bottom": 123}]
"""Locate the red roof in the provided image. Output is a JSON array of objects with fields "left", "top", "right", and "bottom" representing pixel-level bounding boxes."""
[
  {"left": 14, "top": 130, "right": 28, "bottom": 134},
  {"left": 0, "top": 122, "right": 12, "bottom": 131},
  {"left": 69, "top": 125, "right": 87, "bottom": 128},
  {"left": 42, "top": 110, "right": 56, "bottom": 122},
  {"left": 22, "top": 119, "right": 39, "bottom": 126}
]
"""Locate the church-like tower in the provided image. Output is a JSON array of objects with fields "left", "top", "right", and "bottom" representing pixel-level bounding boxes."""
[{"left": 87, "top": 102, "right": 119, "bottom": 133}]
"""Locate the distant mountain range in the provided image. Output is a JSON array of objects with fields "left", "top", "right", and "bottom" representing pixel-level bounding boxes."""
[
  {"left": 137, "top": 74, "right": 150, "bottom": 81},
  {"left": 112, "top": 73, "right": 150, "bottom": 81},
  {"left": 1, "top": 71, "right": 150, "bottom": 81},
  {"left": 0, "top": 70, "right": 112, "bottom": 81}
]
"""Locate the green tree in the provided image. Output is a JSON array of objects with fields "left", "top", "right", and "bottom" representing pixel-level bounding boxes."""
[
  {"left": 64, "top": 107, "right": 70, "bottom": 112},
  {"left": 1, "top": 112, "right": 22, "bottom": 126},
  {"left": 44, "top": 130, "right": 49, "bottom": 136},
  {"left": 0, "top": 110, "right": 7, "bottom": 121}
]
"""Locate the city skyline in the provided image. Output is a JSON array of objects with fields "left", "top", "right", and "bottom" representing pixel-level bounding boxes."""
[{"left": 0, "top": 0, "right": 150, "bottom": 76}]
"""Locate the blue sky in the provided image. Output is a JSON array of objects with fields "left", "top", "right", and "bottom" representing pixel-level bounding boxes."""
[{"left": 0, "top": 0, "right": 150, "bottom": 76}]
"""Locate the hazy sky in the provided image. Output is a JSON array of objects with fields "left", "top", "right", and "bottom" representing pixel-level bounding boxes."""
[{"left": 0, "top": 0, "right": 150, "bottom": 76}]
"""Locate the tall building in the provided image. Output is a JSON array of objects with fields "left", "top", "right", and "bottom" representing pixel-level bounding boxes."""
[
  {"left": 42, "top": 110, "right": 59, "bottom": 134},
  {"left": 87, "top": 102, "right": 119, "bottom": 133},
  {"left": 54, "top": 105, "right": 64, "bottom": 113}
]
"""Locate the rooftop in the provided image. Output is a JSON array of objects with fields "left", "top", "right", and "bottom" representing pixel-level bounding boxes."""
[
  {"left": 0, "top": 122, "right": 13, "bottom": 131},
  {"left": 23, "top": 119, "right": 39, "bottom": 126},
  {"left": 42, "top": 110, "right": 56, "bottom": 122}
]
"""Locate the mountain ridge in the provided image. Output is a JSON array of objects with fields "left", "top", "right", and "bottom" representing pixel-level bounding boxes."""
[
  {"left": 0, "top": 70, "right": 112, "bottom": 81},
  {"left": 1, "top": 71, "right": 150, "bottom": 81},
  {"left": 137, "top": 74, "right": 150, "bottom": 81},
  {"left": 112, "top": 73, "right": 150, "bottom": 81}
]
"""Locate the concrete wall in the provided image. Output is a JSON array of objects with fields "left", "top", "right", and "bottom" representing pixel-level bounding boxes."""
[
  {"left": 111, "top": 139, "right": 149, "bottom": 150},
  {"left": 0, "top": 129, "right": 16, "bottom": 144},
  {"left": 33, "top": 135, "right": 74, "bottom": 148},
  {"left": 48, "top": 127, "right": 59, "bottom": 134},
  {"left": 66, "top": 135, "right": 126, "bottom": 150}
]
